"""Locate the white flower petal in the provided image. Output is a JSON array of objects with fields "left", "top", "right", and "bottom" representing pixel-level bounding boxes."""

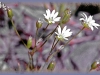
[
  {"left": 89, "top": 25, "right": 94, "bottom": 31},
  {"left": 43, "top": 14, "right": 48, "bottom": 19},
  {"left": 65, "top": 29, "right": 70, "bottom": 33},
  {"left": 58, "top": 26, "right": 61, "bottom": 34},
  {"left": 64, "top": 32, "right": 72, "bottom": 37},
  {"left": 54, "top": 17, "right": 61, "bottom": 22},
  {"left": 92, "top": 23, "right": 100, "bottom": 29},
  {"left": 53, "top": 12, "right": 58, "bottom": 19},
  {"left": 46, "top": 9, "right": 51, "bottom": 18},
  {"left": 90, "top": 20, "right": 95, "bottom": 24},
  {"left": 64, "top": 37, "right": 68, "bottom": 40},
  {"left": 92, "top": 23, "right": 100, "bottom": 26},
  {"left": 62, "top": 26, "right": 67, "bottom": 34},
  {"left": 55, "top": 32, "right": 59, "bottom": 35},
  {"left": 82, "top": 13, "right": 87, "bottom": 20},
  {"left": 87, "top": 16, "right": 93, "bottom": 22},
  {"left": 50, "top": 10, "right": 55, "bottom": 17},
  {"left": 79, "top": 18, "right": 85, "bottom": 21}
]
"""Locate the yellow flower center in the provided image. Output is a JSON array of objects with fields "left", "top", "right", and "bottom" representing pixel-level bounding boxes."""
[
  {"left": 48, "top": 17, "right": 53, "bottom": 24},
  {"left": 57, "top": 34, "right": 63, "bottom": 41},
  {"left": 83, "top": 22, "right": 89, "bottom": 28}
]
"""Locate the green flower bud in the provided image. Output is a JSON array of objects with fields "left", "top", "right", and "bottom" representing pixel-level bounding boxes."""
[
  {"left": 61, "top": 9, "right": 71, "bottom": 24},
  {"left": 27, "top": 36, "right": 32, "bottom": 49},
  {"left": 36, "top": 19, "right": 43, "bottom": 29},
  {"left": 59, "top": 4, "right": 65, "bottom": 16},
  {"left": 7, "top": 8, "right": 13, "bottom": 19},
  {"left": 47, "top": 61, "right": 55, "bottom": 71},
  {"left": 91, "top": 61, "right": 100, "bottom": 70}
]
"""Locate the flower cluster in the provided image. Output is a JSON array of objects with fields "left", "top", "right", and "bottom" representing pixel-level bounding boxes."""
[{"left": 2, "top": 2, "right": 100, "bottom": 72}]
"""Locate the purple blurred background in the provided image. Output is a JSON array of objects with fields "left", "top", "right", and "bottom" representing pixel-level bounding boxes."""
[{"left": 0, "top": 2, "right": 100, "bottom": 72}]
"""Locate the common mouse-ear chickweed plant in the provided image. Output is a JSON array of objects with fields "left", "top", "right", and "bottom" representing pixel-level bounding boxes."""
[{"left": 1, "top": 2, "right": 100, "bottom": 72}]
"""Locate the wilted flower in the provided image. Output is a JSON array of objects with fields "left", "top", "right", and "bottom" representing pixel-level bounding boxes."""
[
  {"left": 43, "top": 9, "right": 61, "bottom": 24},
  {"left": 55, "top": 26, "right": 72, "bottom": 41},
  {"left": 80, "top": 13, "right": 100, "bottom": 31}
]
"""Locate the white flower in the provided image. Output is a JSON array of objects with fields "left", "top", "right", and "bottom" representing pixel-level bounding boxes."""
[
  {"left": 79, "top": 13, "right": 100, "bottom": 31},
  {"left": 43, "top": 9, "right": 61, "bottom": 24},
  {"left": 55, "top": 26, "right": 72, "bottom": 41}
]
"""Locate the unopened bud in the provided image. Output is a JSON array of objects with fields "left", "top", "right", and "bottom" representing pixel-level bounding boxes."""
[
  {"left": 47, "top": 61, "right": 55, "bottom": 71},
  {"left": 7, "top": 8, "right": 13, "bottom": 19},
  {"left": 59, "top": 4, "right": 65, "bottom": 16},
  {"left": 91, "top": 61, "right": 100, "bottom": 70},
  {"left": 61, "top": 9, "right": 71, "bottom": 24},
  {"left": 27, "top": 36, "right": 32, "bottom": 49},
  {"left": 36, "top": 18, "right": 43, "bottom": 29}
]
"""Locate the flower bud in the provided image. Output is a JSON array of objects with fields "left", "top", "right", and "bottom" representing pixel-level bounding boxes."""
[
  {"left": 61, "top": 9, "right": 71, "bottom": 24},
  {"left": 59, "top": 4, "right": 65, "bottom": 16},
  {"left": 27, "top": 36, "right": 32, "bottom": 49},
  {"left": 36, "top": 19, "right": 43, "bottom": 29},
  {"left": 47, "top": 61, "right": 55, "bottom": 71},
  {"left": 7, "top": 8, "right": 13, "bottom": 19},
  {"left": 91, "top": 61, "right": 100, "bottom": 70}
]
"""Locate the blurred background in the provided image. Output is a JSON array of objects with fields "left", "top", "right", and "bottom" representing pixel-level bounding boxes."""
[{"left": 0, "top": 2, "right": 100, "bottom": 72}]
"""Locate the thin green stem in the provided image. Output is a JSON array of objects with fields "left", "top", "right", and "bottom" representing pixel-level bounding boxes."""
[
  {"left": 49, "top": 38, "right": 56, "bottom": 54},
  {"left": 10, "top": 18, "right": 33, "bottom": 70},
  {"left": 44, "top": 23, "right": 49, "bottom": 30},
  {"left": 39, "top": 24, "right": 49, "bottom": 39},
  {"left": 49, "top": 39, "right": 59, "bottom": 54},
  {"left": 32, "top": 24, "right": 59, "bottom": 53},
  {"left": 40, "top": 49, "right": 59, "bottom": 71},
  {"left": 40, "top": 40, "right": 59, "bottom": 70},
  {"left": 10, "top": 19, "right": 27, "bottom": 48},
  {"left": 28, "top": 52, "right": 34, "bottom": 70},
  {"left": 45, "top": 25, "right": 58, "bottom": 39}
]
